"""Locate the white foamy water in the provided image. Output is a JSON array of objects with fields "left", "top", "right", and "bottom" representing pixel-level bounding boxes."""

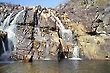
[
  {"left": 50, "top": 11, "right": 81, "bottom": 60},
  {"left": 0, "top": 9, "right": 26, "bottom": 61}
]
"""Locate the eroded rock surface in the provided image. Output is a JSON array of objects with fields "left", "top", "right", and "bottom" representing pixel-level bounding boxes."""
[{"left": 56, "top": 0, "right": 110, "bottom": 60}]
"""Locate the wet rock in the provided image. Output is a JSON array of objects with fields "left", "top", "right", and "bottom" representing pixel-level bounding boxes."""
[{"left": 0, "top": 30, "right": 7, "bottom": 38}]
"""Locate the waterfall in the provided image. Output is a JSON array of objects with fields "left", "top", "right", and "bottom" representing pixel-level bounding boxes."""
[
  {"left": 0, "top": 9, "right": 26, "bottom": 61},
  {"left": 69, "top": 46, "right": 82, "bottom": 60},
  {"left": 72, "top": 46, "right": 79, "bottom": 58},
  {"left": 44, "top": 35, "right": 50, "bottom": 60},
  {"left": 60, "top": 29, "right": 73, "bottom": 42},
  {"left": 1, "top": 39, "right": 6, "bottom": 53},
  {"left": 0, "top": 12, "right": 13, "bottom": 53},
  {"left": 0, "top": 12, "right": 14, "bottom": 61},
  {"left": 61, "top": 29, "right": 82, "bottom": 60},
  {"left": 11, "top": 10, "right": 25, "bottom": 25},
  {"left": 50, "top": 11, "right": 72, "bottom": 42},
  {"left": 50, "top": 12, "right": 65, "bottom": 30},
  {"left": 0, "top": 12, "right": 13, "bottom": 30},
  {"left": 0, "top": 14, "right": 3, "bottom": 29},
  {"left": 0, "top": 39, "right": 11, "bottom": 61},
  {"left": 50, "top": 11, "right": 81, "bottom": 60},
  {"left": 5, "top": 9, "right": 26, "bottom": 51},
  {"left": 44, "top": 41, "right": 50, "bottom": 60},
  {"left": 1, "top": 12, "right": 13, "bottom": 30}
]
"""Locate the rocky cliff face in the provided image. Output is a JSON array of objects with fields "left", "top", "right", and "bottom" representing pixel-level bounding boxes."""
[
  {"left": 0, "top": 1, "right": 110, "bottom": 61},
  {"left": 0, "top": 3, "right": 75, "bottom": 60},
  {"left": 56, "top": 0, "right": 110, "bottom": 33},
  {"left": 56, "top": 0, "right": 110, "bottom": 60}
]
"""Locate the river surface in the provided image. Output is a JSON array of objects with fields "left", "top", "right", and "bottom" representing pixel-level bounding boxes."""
[{"left": 0, "top": 60, "right": 110, "bottom": 73}]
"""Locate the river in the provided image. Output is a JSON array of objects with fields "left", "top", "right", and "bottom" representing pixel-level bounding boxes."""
[{"left": 0, "top": 60, "right": 110, "bottom": 73}]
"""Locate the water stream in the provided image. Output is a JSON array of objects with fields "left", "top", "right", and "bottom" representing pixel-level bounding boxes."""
[
  {"left": 50, "top": 11, "right": 80, "bottom": 60},
  {"left": 1, "top": 12, "right": 13, "bottom": 30},
  {"left": 1, "top": 39, "right": 6, "bottom": 53},
  {"left": 0, "top": 9, "right": 26, "bottom": 61},
  {"left": 44, "top": 34, "right": 50, "bottom": 60},
  {"left": 5, "top": 9, "right": 26, "bottom": 51}
]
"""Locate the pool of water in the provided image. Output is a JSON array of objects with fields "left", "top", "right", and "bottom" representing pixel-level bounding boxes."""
[{"left": 0, "top": 60, "right": 110, "bottom": 73}]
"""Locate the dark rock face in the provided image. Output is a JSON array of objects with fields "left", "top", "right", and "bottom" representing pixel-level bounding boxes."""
[{"left": 0, "top": 39, "right": 4, "bottom": 56}]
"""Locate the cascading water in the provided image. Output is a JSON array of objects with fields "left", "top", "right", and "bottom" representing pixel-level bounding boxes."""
[
  {"left": 50, "top": 11, "right": 81, "bottom": 60},
  {"left": 5, "top": 9, "right": 26, "bottom": 51},
  {"left": 60, "top": 29, "right": 73, "bottom": 42},
  {"left": 44, "top": 34, "right": 50, "bottom": 60},
  {"left": 0, "top": 9, "right": 26, "bottom": 61},
  {"left": 50, "top": 12, "right": 65, "bottom": 30},
  {"left": 0, "top": 12, "right": 13, "bottom": 61},
  {"left": 50, "top": 11, "right": 72, "bottom": 42},
  {"left": 1, "top": 39, "right": 6, "bottom": 53},
  {"left": 71, "top": 45, "right": 81, "bottom": 60},
  {"left": 73, "top": 46, "right": 79, "bottom": 58},
  {"left": 0, "top": 37, "right": 11, "bottom": 61},
  {"left": 0, "top": 14, "right": 3, "bottom": 24},
  {"left": 1, "top": 12, "right": 13, "bottom": 30}
]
